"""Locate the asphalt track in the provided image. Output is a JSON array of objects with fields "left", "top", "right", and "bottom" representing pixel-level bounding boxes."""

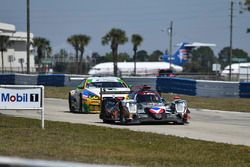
[{"left": 1, "top": 98, "right": 250, "bottom": 146}]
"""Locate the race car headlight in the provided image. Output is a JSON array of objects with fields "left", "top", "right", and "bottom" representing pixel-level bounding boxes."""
[
  {"left": 88, "top": 94, "right": 100, "bottom": 100},
  {"left": 82, "top": 90, "right": 100, "bottom": 100}
]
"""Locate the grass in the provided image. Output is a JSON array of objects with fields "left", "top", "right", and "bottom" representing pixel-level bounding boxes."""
[
  {"left": 44, "top": 86, "right": 250, "bottom": 112},
  {"left": 162, "top": 93, "right": 250, "bottom": 112},
  {"left": 44, "top": 86, "right": 72, "bottom": 99},
  {"left": 0, "top": 115, "right": 249, "bottom": 167}
]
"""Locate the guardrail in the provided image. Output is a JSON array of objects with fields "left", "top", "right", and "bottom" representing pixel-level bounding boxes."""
[{"left": 0, "top": 74, "right": 249, "bottom": 98}]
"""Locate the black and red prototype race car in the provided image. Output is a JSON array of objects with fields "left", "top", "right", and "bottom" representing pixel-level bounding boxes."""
[{"left": 99, "top": 85, "right": 190, "bottom": 124}]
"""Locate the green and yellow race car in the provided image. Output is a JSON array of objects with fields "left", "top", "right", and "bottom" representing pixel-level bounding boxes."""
[{"left": 68, "top": 77, "right": 130, "bottom": 113}]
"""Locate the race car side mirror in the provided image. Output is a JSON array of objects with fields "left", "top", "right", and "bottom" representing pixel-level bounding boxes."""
[{"left": 77, "top": 85, "right": 84, "bottom": 89}]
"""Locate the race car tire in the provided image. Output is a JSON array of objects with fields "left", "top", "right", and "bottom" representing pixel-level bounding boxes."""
[
  {"left": 103, "top": 119, "right": 115, "bottom": 124},
  {"left": 78, "top": 93, "right": 83, "bottom": 113},
  {"left": 119, "top": 109, "right": 126, "bottom": 124},
  {"left": 100, "top": 99, "right": 115, "bottom": 124},
  {"left": 174, "top": 118, "right": 184, "bottom": 125},
  {"left": 68, "top": 93, "right": 75, "bottom": 113},
  {"left": 173, "top": 113, "right": 185, "bottom": 125}
]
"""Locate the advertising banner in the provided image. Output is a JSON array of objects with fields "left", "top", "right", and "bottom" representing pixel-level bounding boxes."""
[
  {"left": 0, "top": 87, "right": 42, "bottom": 109},
  {"left": 0, "top": 85, "right": 45, "bottom": 129}
]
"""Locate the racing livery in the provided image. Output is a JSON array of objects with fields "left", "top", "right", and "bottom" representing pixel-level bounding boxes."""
[
  {"left": 100, "top": 85, "right": 190, "bottom": 124},
  {"left": 68, "top": 77, "right": 130, "bottom": 113}
]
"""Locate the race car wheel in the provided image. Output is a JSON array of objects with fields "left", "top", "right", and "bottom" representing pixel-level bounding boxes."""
[
  {"left": 119, "top": 110, "right": 126, "bottom": 124},
  {"left": 78, "top": 93, "right": 83, "bottom": 113},
  {"left": 68, "top": 93, "right": 75, "bottom": 112},
  {"left": 174, "top": 116, "right": 184, "bottom": 125},
  {"left": 103, "top": 119, "right": 115, "bottom": 124}
]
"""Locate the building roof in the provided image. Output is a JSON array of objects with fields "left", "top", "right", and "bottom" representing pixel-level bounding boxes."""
[
  {"left": 0, "top": 22, "right": 33, "bottom": 41},
  {"left": 0, "top": 22, "right": 15, "bottom": 32}
]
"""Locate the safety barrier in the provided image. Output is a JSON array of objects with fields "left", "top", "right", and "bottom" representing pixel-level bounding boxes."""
[
  {"left": 15, "top": 74, "right": 38, "bottom": 85},
  {"left": 156, "top": 77, "right": 196, "bottom": 96},
  {"left": 0, "top": 74, "right": 249, "bottom": 98},
  {"left": 0, "top": 74, "right": 15, "bottom": 85},
  {"left": 196, "top": 80, "right": 239, "bottom": 98},
  {"left": 37, "top": 74, "right": 65, "bottom": 86},
  {"left": 239, "top": 82, "right": 250, "bottom": 98}
]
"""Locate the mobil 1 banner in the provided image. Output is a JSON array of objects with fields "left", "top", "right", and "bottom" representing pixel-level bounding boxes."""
[{"left": 0, "top": 86, "right": 43, "bottom": 110}]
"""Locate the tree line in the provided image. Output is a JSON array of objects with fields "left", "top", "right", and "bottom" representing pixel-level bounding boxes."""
[
  {"left": 33, "top": 28, "right": 249, "bottom": 75},
  {"left": 34, "top": 28, "right": 144, "bottom": 76},
  {"left": 0, "top": 27, "right": 249, "bottom": 75}
]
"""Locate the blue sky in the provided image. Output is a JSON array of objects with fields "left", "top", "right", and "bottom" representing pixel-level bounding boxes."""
[{"left": 0, "top": 0, "right": 249, "bottom": 56}]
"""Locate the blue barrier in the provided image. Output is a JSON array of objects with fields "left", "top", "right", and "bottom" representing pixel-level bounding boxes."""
[
  {"left": 0, "top": 74, "right": 15, "bottom": 85},
  {"left": 239, "top": 82, "right": 250, "bottom": 98},
  {"left": 37, "top": 74, "right": 65, "bottom": 86},
  {"left": 156, "top": 77, "right": 196, "bottom": 96},
  {"left": 0, "top": 74, "right": 249, "bottom": 98},
  {"left": 15, "top": 74, "right": 37, "bottom": 85}
]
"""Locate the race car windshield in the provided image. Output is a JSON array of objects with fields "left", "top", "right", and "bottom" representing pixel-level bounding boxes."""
[
  {"left": 136, "top": 94, "right": 162, "bottom": 103},
  {"left": 87, "top": 82, "right": 126, "bottom": 88}
]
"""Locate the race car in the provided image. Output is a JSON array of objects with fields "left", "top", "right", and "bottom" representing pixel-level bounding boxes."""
[
  {"left": 99, "top": 85, "right": 190, "bottom": 124},
  {"left": 68, "top": 77, "right": 130, "bottom": 113}
]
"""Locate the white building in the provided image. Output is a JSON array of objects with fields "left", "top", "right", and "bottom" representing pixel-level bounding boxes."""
[{"left": 0, "top": 22, "right": 36, "bottom": 73}]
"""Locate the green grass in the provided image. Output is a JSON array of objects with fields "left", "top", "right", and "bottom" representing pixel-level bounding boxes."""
[
  {"left": 44, "top": 86, "right": 72, "bottom": 99},
  {"left": 0, "top": 115, "right": 249, "bottom": 167},
  {"left": 162, "top": 93, "right": 250, "bottom": 112},
  {"left": 44, "top": 86, "right": 250, "bottom": 112}
]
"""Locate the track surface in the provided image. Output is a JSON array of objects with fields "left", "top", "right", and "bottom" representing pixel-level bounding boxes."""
[{"left": 1, "top": 98, "right": 250, "bottom": 146}]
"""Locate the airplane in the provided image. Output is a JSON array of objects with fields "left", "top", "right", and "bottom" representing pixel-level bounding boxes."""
[
  {"left": 88, "top": 61, "right": 182, "bottom": 76},
  {"left": 221, "top": 62, "right": 250, "bottom": 81},
  {"left": 88, "top": 42, "right": 216, "bottom": 76}
]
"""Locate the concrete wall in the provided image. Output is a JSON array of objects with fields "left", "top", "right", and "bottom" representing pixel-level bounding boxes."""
[{"left": 196, "top": 80, "right": 239, "bottom": 98}]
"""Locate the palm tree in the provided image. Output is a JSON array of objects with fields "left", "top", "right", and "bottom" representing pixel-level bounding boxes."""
[
  {"left": 33, "top": 37, "right": 51, "bottom": 72},
  {"left": 102, "top": 28, "right": 128, "bottom": 76},
  {"left": 67, "top": 35, "right": 80, "bottom": 73},
  {"left": 78, "top": 35, "right": 91, "bottom": 74},
  {"left": 131, "top": 34, "right": 143, "bottom": 76},
  {"left": 0, "top": 35, "right": 12, "bottom": 73},
  {"left": 67, "top": 34, "right": 91, "bottom": 74}
]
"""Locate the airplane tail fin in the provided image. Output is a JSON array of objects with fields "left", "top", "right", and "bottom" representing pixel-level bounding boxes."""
[
  {"left": 162, "top": 42, "right": 193, "bottom": 66},
  {"left": 161, "top": 42, "right": 216, "bottom": 66}
]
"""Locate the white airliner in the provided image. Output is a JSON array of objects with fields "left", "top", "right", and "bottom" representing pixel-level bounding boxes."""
[
  {"left": 88, "top": 42, "right": 216, "bottom": 76},
  {"left": 88, "top": 62, "right": 182, "bottom": 76}
]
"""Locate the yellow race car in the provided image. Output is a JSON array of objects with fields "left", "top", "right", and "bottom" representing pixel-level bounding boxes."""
[{"left": 68, "top": 77, "right": 130, "bottom": 113}]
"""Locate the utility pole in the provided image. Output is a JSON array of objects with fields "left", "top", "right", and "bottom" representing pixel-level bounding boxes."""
[
  {"left": 229, "top": 1, "right": 233, "bottom": 81},
  {"left": 168, "top": 21, "right": 173, "bottom": 69},
  {"left": 26, "top": 0, "right": 30, "bottom": 74}
]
